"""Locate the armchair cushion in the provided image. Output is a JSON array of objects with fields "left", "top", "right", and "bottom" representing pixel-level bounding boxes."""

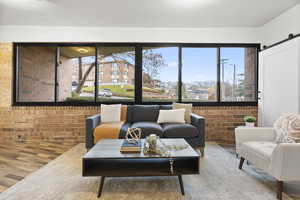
[
  {"left": 240, "top": 141, "right": 277, "bottom": 171},
  {"left": 235, "top": 127, "right": 277, "bottom": 154}
]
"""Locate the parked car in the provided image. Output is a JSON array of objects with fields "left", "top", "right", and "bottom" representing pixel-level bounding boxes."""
[
  {"left": 71, "top": 81, "right": 78, "bottom": 92},
  {"left": 99, "top": 88, "right": 112, "bottom": 97}
]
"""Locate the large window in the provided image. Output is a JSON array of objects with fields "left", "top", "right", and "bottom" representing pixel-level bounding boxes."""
[
  {"left": 182, "top": 48, "right": 217, "bottom": 102},
  {"left": 58, "top": 46, "right": 96, "bottom": 102},
  {"left": 220, "top": 48, "right": 257, "bottom": 102},
  {"left": 97, "top": 47, "right": 135, "bottom": 102},
  {"left": 142, "top": 47, "right": 178, "bottom": 102},
  {"left": 14, "top": 43, "right": 258, "bottom": 106}
]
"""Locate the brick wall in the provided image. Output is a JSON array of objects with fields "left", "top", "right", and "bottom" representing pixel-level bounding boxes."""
[
  {"left": 0, "top": 43, "right": 257, "bottom": 144},
  {"left": 244, "top": 48, "right": 257, "bottom": 101},
  {"left": 58, "top": 56, "right": 73, "bottom": 101},
  {"left": 18, "top": 46, "right": 56, "bottom": 102},
  {"left": 193, "top": 106, "right": 257, "bottom": 144}
]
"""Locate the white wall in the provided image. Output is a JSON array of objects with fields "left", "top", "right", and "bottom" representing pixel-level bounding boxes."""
[
  {"left": 261, "top": 3, "right": 300, "bottom": 46},
  {"left": 1, "top": 3, "right": 300, "bottom": 45},
  {"left": 0, "top": 25, "right": 261, "bottom": 43}
]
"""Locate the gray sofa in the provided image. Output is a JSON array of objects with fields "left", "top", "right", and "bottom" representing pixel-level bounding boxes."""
[{"left": 86, "top": 105, "right": 205, "bottom": 154}]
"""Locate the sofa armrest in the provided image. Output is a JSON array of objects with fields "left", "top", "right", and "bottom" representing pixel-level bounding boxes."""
[
  {"left": 235, "top": 127, "right": 276, "bottom": 154},
  {"left": 269, "top": 143, "right": 300, "bottom": 181},
  {"left": 86, "top": 114, "right": 101, "bottom": 149},
  {"left": 191, "top": 113, "right": 205, "bottom": 147}
]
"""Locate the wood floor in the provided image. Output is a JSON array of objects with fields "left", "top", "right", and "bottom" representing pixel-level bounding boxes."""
[
  {"left": 0, "top": 141, "right": 229, "bottom": 194},
  {"left": 0, "top": 140, "right": 77, "bottom": 193}
]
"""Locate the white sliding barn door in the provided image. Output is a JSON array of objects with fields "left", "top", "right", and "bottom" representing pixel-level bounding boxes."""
[{"left": 258, "top": 38, "right": 300, "bottom": 126}]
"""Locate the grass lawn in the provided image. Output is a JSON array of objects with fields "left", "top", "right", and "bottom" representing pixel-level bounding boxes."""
[{"left": 82, "top": 84, "right": 164, "bottom": 98}]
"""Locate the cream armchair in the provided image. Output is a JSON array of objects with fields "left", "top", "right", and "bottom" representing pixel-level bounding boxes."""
[{"left": 235, "top": 127, "right": 300, "bottom": 200}]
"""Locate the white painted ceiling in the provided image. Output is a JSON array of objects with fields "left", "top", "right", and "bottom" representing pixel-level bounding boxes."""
[{"left": 0, "top": 0, "right": 299, "bottom": 28}]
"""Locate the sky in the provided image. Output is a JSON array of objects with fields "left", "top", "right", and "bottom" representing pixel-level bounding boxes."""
[
  {"left": 97, "top": 46, "right": 246, "bottom": 84},
  {"left": 151, "top": 47, "right": 246, "bottom": 83}
]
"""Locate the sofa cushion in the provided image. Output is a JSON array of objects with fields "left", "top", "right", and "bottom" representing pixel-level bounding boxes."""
[
  {"left": 240, "top": 141, "right": 277, "bottom": 171},
  {"left": 118, "top": 122, "right": 132, "bottom": 139},
  {"left": 132, "top": 105, "right": 160, "bottom": 122},
  {"left": 131, "top": 122, "right": 163, "bottom": 137},
  {"left": 161, "top": 123, "right": 199, "bottom": 138}
]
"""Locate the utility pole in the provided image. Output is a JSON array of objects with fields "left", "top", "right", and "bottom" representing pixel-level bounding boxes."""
[
  {"left": 220, "top": 59, "right": 228, "bottom": 100},
  {"left": 229, "top": 64, "right": 236, "bottom": 100},
  {"left": 233, "top": 64, "right": 236, "bottom": 100}
]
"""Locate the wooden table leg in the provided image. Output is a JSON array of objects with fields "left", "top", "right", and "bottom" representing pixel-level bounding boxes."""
[
  {"left": 97, "top": 176, "right": 105, "bottom": 198},
  {"left": 178, "top": 175, "right": 185, "bottom": 195}
]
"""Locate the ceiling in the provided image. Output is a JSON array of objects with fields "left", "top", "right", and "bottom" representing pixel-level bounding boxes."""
[{"left": 0, "top": 0, "right": 299, "bottom": 28}]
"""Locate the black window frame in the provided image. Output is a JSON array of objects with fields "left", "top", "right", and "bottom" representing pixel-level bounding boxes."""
[{"left": 12, "top": 42, "right": 260, "bottom": 107}]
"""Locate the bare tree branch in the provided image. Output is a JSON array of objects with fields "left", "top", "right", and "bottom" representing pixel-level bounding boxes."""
[
  {"left": 74, "top": 49, "right": 165, "bottom": 93},
  {"left": 75, "top": 62, "right": 95, "bottom": 94}
]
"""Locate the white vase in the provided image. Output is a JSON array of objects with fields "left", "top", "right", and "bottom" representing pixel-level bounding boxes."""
[{"left": 245, "top": 122, "right": 255, "bottom": 127}]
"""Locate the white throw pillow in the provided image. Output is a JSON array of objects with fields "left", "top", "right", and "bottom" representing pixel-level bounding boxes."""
[
  {"left": 101, "top": 104, "right": 121, "bottom": 123},
  {"left": 157, "top": 109, "right": 185, "bottom": 124}
]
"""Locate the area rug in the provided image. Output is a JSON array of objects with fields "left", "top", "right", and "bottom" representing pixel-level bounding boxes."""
[{"left": 0, "top": 143, "right": 299, "bottom": 200}]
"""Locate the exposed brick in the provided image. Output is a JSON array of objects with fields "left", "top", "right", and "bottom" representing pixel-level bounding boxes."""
[{"left": 0, "top": 43, "right": 258, "bottom": 144}]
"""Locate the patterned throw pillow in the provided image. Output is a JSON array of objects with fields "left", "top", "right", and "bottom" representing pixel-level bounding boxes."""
[
  {"left": 172, "top": 103, "right": 192, "bottom": 124},
  {"left": 274, "top": 113, "right": 300, "bottom": 143},
  {"left": 287, "top": 114, "right": 300, "bottom": 142}
]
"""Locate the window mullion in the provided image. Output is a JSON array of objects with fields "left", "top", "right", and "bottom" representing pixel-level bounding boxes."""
[
  {"left": 95, "top": 47, "right": 99, "bottom": 102},
  {"left": 178, "top": 46, "right": 182, "bottom": 103},
  {"left": 55, "top": 46, "right": 60, "bottom": 102},
  {"left": 217, "top": 47, "right": 221, "bottom": 102},
  {"left": 135, "top": 45, "right": 142, "bottom": 104},
  {"left": 14, "top": 45, "right": 20, "bottom": 103}
]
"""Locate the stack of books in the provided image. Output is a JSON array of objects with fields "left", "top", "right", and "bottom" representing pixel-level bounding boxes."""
[{"left": 120, "top": 140, "right": 141, "bottom": 153}]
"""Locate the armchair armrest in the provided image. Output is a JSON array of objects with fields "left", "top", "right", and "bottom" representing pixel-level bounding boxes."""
[
  {"left": 191, "top": 113, "right": 205, "bottom": 147},
  {"left": 269, "top": 143, "right": 300, "bottom": 181},
  {"left": 235, "top": 127, "right": 276, "bottom": 154},
  {"left": 86, "top": 114, "right": 101, "bottom": 149}
]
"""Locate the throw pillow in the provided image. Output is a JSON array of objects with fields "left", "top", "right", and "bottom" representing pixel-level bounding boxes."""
[
  {"left": 287, "top": 114, "right": 300, "bottom": 143},
  {"left": 101, "top": 104, "right": 121, "bottom": 123},
  {"left": 157, "top": 109, "right": 185, "bottom": 124},
  {"left": 274, "top": 113, "right": 300, "bottom": 143},
  {"left": 172, "top": 103, "right": 192, "bottom": 124}
]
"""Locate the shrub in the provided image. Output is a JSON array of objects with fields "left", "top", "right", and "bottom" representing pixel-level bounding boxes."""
[{"left": 244, "top": 116, "right": 256, "bottom": 123}]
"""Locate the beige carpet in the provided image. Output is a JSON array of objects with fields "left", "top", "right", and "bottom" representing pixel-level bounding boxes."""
[{"left": 0, "top": 143, "right": 299, "bottom": 200}]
